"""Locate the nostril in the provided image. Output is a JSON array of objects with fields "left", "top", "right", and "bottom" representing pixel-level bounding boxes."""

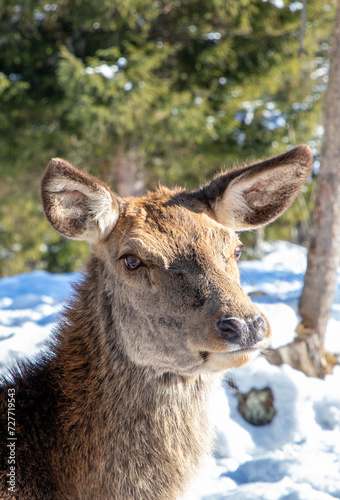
[
  {"left": 248, "top": 315, "right": 266, "bottom": 344},
  {"left": 215, "top": 317, "right": 248, "bottom": 344},
  {"left": 253, "top": 316, "right": 264, "bottom": 331}
]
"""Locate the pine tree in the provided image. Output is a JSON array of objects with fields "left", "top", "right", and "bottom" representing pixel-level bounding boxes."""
[{"left": 0, "top": 0, "right": 336, "bottom": 275}]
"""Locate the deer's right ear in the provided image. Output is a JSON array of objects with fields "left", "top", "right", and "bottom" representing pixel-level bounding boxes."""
[{"left": 41, "top": 159, "right": 119, "bottom": 243}]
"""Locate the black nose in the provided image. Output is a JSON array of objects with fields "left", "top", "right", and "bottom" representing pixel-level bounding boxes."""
[{"left": 215, "top": 315, "right": 266, "bottom": 347}]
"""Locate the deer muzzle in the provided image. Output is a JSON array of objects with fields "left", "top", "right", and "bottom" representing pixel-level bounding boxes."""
[{"left": 215, "top": 315, "right": 268, "bottom": 349}]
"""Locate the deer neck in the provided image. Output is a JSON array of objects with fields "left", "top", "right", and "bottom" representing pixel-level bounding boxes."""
[{"left": 52, "top": 259, "right": 217, "bottom": 498}]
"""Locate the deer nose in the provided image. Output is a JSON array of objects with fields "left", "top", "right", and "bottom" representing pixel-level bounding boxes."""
[{"left": 215, "top": 315, "right": 266, "bottom": 347}]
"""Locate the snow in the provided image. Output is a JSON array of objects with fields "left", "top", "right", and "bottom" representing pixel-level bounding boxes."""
[
  {"left": 1, "top": 241, "right": 340, "bottom": 499},
  {"left": 0, "top": 271, "right": 76, "bottom": 369}
]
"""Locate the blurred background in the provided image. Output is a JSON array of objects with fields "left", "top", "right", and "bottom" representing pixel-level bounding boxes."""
[{"left": 0, "top": 0, "right": 336, "bottom": 276}]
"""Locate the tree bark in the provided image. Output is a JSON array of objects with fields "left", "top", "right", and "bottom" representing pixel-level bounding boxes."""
[
  {"left": 266, "top": 333, "right": 328, "bottom": 378},
  {"left": 299, "top": 0, "right": 340, "bottom": 342},
  {"left": 255, "top": 227, "right": 265, "bottom": 259},
  {"left": 269, "top": 2, "right": 340, "bottom": 378},
  {"left": 115, "top": 141, "right": 145, "bottom": 197}
]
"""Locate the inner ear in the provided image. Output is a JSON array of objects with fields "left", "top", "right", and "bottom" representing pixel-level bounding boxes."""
[{"left": 41, "top": 158, "right": 120, "bottom": 242}]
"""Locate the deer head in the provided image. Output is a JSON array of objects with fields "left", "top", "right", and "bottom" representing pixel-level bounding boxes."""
[{"left": 41, "top": 145, "right": 312, "bottom": 377}]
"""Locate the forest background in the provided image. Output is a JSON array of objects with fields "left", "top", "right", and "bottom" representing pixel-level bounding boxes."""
[{"left": 0, "top": 0, "right": 336, "bottom": 277}]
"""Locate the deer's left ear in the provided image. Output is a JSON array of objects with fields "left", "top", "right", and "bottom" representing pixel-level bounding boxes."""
[{"left": 197, "top": 145, "right": 313, "bottom": 230}]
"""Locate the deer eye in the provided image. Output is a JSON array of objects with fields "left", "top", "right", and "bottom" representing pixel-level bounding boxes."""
[
  {"left": 234, "top": 246, "right": 242, "bottom": 261},
  {"left": 123, "top": 255, "right": 142, "bottom": 270}
]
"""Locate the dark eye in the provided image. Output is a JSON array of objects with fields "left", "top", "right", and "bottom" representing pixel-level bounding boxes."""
[
  {"left": 234, "top": 246, "right": 242, "bottom": 261},
  {"left": 123, "top": 255, "right": 142, "bottom": 270}
]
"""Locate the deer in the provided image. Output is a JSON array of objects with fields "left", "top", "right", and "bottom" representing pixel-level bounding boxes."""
[{"left": 0, "top": 145, "right": 312, "bottom": 500}]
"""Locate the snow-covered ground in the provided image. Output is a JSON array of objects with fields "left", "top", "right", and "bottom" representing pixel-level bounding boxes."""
[{"left": 1, "top": 242, "right": 340, "bottom": 499}]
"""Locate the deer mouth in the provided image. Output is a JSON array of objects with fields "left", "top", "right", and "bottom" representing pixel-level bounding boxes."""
[
  {"left": 200, "top": 339, "right": 268, "bottom": 363},
  {"left": 200, "top": 345, "right": 266, "bottom": 373}
]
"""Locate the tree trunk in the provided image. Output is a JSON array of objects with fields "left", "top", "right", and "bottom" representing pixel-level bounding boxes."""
[
  {"left": 115, "top": 141, "right": 145, "bottom": 197},
  {"left": 255, "top": 227, "right": 265, "bottom": 259},
  {"left": 299, "top": 0, "right": 340, "bottom": 342},
  {"left": 269, "top": 2, "right": 340, "bottom": 378}
]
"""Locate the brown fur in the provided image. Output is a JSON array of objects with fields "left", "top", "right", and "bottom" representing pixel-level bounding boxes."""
[{"left": 0, "top": 146, "right": 312, "bottom": 499}]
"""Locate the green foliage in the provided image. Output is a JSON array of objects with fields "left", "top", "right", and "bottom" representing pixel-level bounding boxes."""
[
  {"left": 0, "top": 190, "right": 89, "bottom": 276},
  {"left": 53, "top": 0, "right": 334, "bottom": 181},
  {"left": 0, "top": 0, "right": 336, "bottom": 275}
]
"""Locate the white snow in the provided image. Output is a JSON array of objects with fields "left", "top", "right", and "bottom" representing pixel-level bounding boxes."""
[{"left": 1, "top": 241, "right": 340, "bottom": 499}]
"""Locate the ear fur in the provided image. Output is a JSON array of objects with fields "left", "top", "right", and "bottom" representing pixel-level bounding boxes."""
[
  {"left": 197, "top": 145, "right": 313, "bottom": 230},
  {"left": 41, "top": 158, "right": 119, "bottom": 242}
]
